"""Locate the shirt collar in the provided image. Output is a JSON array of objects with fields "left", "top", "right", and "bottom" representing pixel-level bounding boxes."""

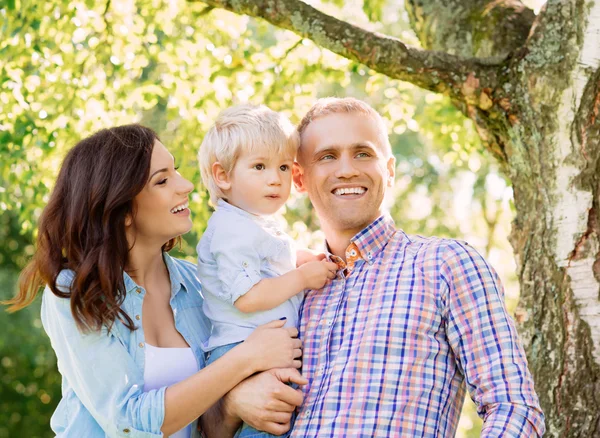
[
  {"left": 123, "top": 252, "right": 187, "bottom": 297},
  {"left": 324, "top": 214, "right": 396, "bottom": 275},
  {"left": 350, "top": 214, "right": 396, "bottom": 264}
]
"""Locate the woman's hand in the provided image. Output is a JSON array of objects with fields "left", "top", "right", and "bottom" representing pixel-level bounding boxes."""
[
  {"left": 242, "top": 319, "right": 303, "bottom": 373},
  {"left": 221, "top": 368, "right": 308, "bottom": 436}
]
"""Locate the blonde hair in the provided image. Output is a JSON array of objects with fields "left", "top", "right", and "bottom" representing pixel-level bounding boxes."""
[
  {"left": 199, "top": 104, "right": 300, "bottom": 205},
  {"left": 297, "top": 97, "right": 391, "bottom": 155}
]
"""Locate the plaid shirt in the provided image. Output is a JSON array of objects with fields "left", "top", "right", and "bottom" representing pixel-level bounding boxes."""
[{"left": 292, "top": 216, "right": 545, "bottom": 437}]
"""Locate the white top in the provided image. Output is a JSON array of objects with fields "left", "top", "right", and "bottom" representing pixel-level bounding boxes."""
[
  {"left": 197, "top": 200, "right": 302, "bottom": 351},
  {"left": 144, "top": 343, "right": 198, "bottom": 438}
]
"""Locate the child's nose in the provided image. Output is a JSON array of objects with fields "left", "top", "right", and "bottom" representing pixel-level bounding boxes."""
[{"left": 268, "top": 170, "right": 281, "bottom": 185}]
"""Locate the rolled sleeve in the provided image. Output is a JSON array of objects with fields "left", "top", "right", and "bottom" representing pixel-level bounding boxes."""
[
  {"left": 41, "top": 280, "right": 166, "bottom": 437},
  {"left": 441, "top": 241, "right": 545, "bottom": 437},
  {"left": 209, "top": 219, "right": 264, "bottom": 305}
]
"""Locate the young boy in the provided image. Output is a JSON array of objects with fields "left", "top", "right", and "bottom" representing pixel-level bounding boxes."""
[{"left": 197, "top": 104, "right": 338, "bottom": 437}]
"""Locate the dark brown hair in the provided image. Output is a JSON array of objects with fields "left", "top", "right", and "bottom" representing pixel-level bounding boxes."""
[{"left": 4, "top": 124, "right": 177, "bottom": 332}]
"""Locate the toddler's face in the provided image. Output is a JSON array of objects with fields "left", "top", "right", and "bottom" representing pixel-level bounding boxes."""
[{"left": 225, "top": 149, "right": 294, "bottom": 215}]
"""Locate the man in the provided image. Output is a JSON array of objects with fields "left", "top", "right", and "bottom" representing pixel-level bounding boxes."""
[{"left": 288, "top": 97, "right": 545, "bottom": 437}]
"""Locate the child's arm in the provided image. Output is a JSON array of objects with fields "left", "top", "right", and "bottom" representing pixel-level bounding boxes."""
[
  {"left": 234, "top": 260, "right": 338, "bottom": 313},
  {"left": 296, "top": 248, "right": 327, "bottom": 267}
]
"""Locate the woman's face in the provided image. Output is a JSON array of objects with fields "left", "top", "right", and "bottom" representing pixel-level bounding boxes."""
[{"left": 129, "top": 140, "right": 194, "bottom": 246}]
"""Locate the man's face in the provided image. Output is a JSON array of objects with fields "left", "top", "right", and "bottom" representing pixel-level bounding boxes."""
[{"left": 294, "top": 111, "right": 395, "bottom": 237}]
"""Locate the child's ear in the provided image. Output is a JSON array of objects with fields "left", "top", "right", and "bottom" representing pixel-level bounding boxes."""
[
  {"left": 292, "top": 162, "right": 306, "bottom": 193},
  {"left": 212, "top": 162, "right": 231, "bottom": 191}
]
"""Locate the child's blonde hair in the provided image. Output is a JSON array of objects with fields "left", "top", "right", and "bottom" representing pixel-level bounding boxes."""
[{"left": 199, "top": 104, "right": 300, "bottom": 205}]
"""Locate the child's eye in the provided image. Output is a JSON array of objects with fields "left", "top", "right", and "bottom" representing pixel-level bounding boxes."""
[
  {"left": 280, "top": 164, "right": 290, "bottom": 171},
  {"left": 253, "top": 164, "right": 265, "bottom": 170}
]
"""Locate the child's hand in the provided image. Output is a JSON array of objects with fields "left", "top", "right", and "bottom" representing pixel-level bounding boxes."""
[
  {"left": 244, "top": 319, "right": 303, "bottom": 373},
  {"left": 298, "top": 260, "right": 338, "bottom": 290},
  {"left": 296, "top": 248, "right": 326, "bottom": 267}
]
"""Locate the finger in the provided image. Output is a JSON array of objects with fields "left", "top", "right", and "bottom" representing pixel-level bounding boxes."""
[
  {"left": 267, "top": 400, "right": 297, "bottom": 413},
  {"left": 291, "top": 338, "right": 303, "bottom": 349},
  {"left": 262, "top": 319, "right": 287, "bottom": 329},
  {"left": 292, "top": 359, "right": 302, "bottom": 368},
  {"left": 327, "top": 270, "right": 336, "bottom": 279},
  {"left": 315, "top": 253, "right": 327, "bottom": 261},
  {"left": 293, "top": 348, "right": 302, "bottom": 358},
  {"left": 260, "top": 421, "right": 291, "bottom": 436},
  {"left": 286, "top": 327, "right": 299, "bottom": 338},
  {"left": 326, "top": 262, "right": 339, "bottom": 269},
  {"left": 271, "top": 376, "right": 305, "bottom": 406},
  {"left": 265, "top": 411, "right": 293, "bottom": 424}
]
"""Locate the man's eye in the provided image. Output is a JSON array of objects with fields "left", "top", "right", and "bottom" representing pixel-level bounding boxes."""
[
  {"left": 356, "top": 152, "right": 370, "bottom": 158},
  {"left": 320, "top": 155, "right": 334, "bottom": 161},
  {"left": 280, "top": 164, "right": 290, "bottom": 171},
  {"left": 253, "top": 164, "right": 265, "bottom": 170}
]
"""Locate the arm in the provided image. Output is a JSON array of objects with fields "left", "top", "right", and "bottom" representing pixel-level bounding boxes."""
[
  {"left": 201, "top": 368, "right": 308, "bottom": 438},
  {"left": 42, "top": 285, "right": 301, "bottom": 437},
  {"left": 206, "top": 216, "right": 336, "bottom": 313},
  {"left": 441, "top": 242, "right": 545, "bottom": 438},
  {"left": 234, "top": 260, "right": 337, "bottom": 313}
]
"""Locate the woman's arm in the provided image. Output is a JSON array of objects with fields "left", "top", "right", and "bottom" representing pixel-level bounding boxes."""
[{"left": 42, "top": 287, "right": 301, "bottom": 437}]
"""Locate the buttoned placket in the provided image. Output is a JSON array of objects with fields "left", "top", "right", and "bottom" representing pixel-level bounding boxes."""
[{"left": 305, "top": 273, "right": 348, "bottom": 422}]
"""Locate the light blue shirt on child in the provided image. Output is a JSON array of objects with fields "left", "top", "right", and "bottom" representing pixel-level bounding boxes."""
[{"left": 197, "top": 199, "right": 303, "bottom": 352}]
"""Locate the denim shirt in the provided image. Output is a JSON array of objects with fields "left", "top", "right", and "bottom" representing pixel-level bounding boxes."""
[
  {"left": 41, "top": 253, "right": 211, "bottom": 437},
  {"left": 197, "top": 200, "right": 302, "bottom": 351}
]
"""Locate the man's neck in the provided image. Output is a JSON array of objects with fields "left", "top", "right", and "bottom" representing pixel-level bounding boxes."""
[{"left": 322, "top": 224, "right": 360, "bottom": 262}]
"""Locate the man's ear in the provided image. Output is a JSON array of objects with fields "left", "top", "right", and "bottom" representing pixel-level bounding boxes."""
[
  {"left": 292, "top": 162, "right": 306, "bottom": 193},
  {"left": 212, "top": 162, "right": 231, "bottom": 191},
  {"left": 386, "top": 155, "right": 396, "bottom": 188}
]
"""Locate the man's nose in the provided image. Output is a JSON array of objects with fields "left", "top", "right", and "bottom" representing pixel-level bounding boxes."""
[{"left": 334, "top": 156, "right": 360, "bottom": 178}]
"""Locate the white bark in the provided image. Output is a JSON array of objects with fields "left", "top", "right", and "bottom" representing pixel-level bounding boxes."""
[{"left": 553, "top": 0, "right": 600, "bottom": 364}]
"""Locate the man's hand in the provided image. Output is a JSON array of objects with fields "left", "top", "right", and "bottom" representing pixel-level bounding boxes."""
[{"left": 222, "top": 368, "right": 308, "bottom": 435}]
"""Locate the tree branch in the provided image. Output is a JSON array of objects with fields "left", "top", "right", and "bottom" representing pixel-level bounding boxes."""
[
  {"left": 194, "top": 0, "right": 505, "bottom": 108},
  {"left": 405, "top": 0, "right": 534, "bottom": 59}
]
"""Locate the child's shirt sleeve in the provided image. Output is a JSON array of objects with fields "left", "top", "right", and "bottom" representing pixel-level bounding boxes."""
[{"left": 209, "top": 216, "right": 265, "bottom": 305}]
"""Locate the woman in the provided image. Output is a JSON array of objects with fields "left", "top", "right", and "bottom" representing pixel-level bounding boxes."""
[{"left": 4, "top": 125, "right": 305, "bottom": 437}]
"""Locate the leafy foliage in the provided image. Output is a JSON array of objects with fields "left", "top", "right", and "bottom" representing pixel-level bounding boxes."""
[{"left": 1, "top": 0, "right": 517, "bottom": 436}]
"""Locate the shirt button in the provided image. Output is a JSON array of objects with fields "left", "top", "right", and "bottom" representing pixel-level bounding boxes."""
[
  {"left": 135, "top": 315, "right": 140, "bottom": 320},
  {"left": 275, "top": 230, "right": 282, "bottom": 236},
  {"left": 139, "top": 342, "right": 144, "bottom": 348},
  {"left": 123, "top": 429, "right": 130, "bottom": 434},
  {"left": 305, "top": 409, "right": 311, "bottom": 417},
  {"left": 242, "top": 261, "right": 249, "bottom": 268},
  {"left": 136, "top": 288, "right": 142, "bottom": 294}
]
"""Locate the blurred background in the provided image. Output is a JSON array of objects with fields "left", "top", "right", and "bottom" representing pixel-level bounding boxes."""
[{"left": 0, "top": 0, "right": 543, "bottom": 436}]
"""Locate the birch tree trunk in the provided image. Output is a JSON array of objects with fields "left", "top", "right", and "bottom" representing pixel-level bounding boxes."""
[{"left": 196, "top": 0, "right": 600, "bottom": 435}]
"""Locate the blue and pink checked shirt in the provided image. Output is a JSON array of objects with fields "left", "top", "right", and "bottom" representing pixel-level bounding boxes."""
[{"left": 292, "top": 215, "right": 544, "bottom": 437}]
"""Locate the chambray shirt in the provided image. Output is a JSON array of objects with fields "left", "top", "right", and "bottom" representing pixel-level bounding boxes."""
[
  {"left": 197, "top": 200, "right": 302, "bottom": 351},
  {"left": 293, "top": 215, "right": 545, "bottom": 437},
  {"left": 41, "top": 253, "right": 211, "bottom": 438}
]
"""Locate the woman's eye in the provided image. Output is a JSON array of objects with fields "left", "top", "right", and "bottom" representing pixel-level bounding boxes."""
[
  {"left": 280, "top": 164, "right": 289, "bottom": 171},
  {"left": 157, "top": 178, "right": 168, "bottom": 185},
  {"left": 254, "top": 164, "right": 265, "bottom": 170}
]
